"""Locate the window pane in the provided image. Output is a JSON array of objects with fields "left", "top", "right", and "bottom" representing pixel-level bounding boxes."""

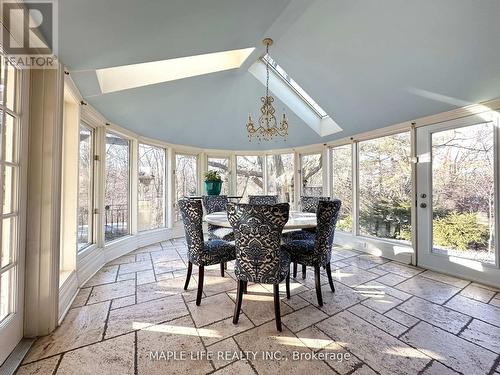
[
  {"left": 359, "top": 133, "right": 411, "bottom": 241},
  {"left": 332, "top": 145, "right": 352, "bottom": 232},
  {"left": 3, "top": 114, "right": 17, "bottom": 163},
  {"left": 236, "top": 155, "right": 263, "bottom": 202},
  {"left": 301, "top": 153, "right": 322, "bottom": 197},
  {"left": 78, "top": 126, "right": 93, "bottom": 250},
  {"left": 267, "top": 153, "right": 294, "bottom": 204},
  {"left": 0, "top": 269, "right": 13, "bottom": 322},
  {"left": 175, "top": 154, "right": 198, "bottom": 220},
  {"left": 138, "top": 144, "right": 165, "bottom": 231},
  {"left": 207, "top": 157, "right": 229, "bottom": 195},
  {"left": 104, "top": 133, "right": 130, "bottom": 242},
  {"left": 1, "top": 217, "right": 16, "bottom": 268},
  {"left": 431, "top": 123, "right": 495, "bottom": 264},
  {"left": 3, "top": 165, "right": 16, "bottom": 215},
  {"left": 6, "top": 62, "right": 17, "bottom": 111}
]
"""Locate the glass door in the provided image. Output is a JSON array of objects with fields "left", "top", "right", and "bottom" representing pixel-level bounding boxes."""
[
  {"left": 416, "top": 116, "right": 500, "bottom": 284},
  {"left": 0, "top": 59, "right": 24, "bottom": 364}
]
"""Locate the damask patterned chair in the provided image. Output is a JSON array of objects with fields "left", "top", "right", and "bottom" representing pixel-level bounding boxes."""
[
  {"left": 201, "top": 195, "right": 234, "bottom": 241},
  {"left": 227, "top": 203, "right": 291, "bottom": 331},
  {"left": 284, "top": 196, "right": 331, "bottom": 278},
  {"left": 281, "top": 200, "right": 341, "bottom": 307},
  {"left": 301, "top": 196, "right": 331, "bottom": 213},
  {"left": 178, "top": 199, "right": 236, "bottom": 306},
  {"left": 248, "top": 195, "right": 279, "bottom": 205}
]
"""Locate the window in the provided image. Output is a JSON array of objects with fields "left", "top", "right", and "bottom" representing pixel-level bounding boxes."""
[
  {"left": 138, "top": 144, "right": 165, "bottom": 231},
  {"left": 175, "top": 154, "right": 198, "bottom": 220},
  {"left": 267, "top": 153, "right": 294, "bottom": 204},
  {"left": 331, "top": 145, "right": 353, "bottom": 232},
  {"left": 207, "top": 156, "right": 230, "bottom": 195},
  {"left": 104, "top": 133, "right": 130, "bottom": 242},
  {"left": 77, "top": 125, "right": 94, "bottom": 250},
  {"left": 431, "top": 123, "right": 495, "bottom": 264},
  {"left": 236, "top": 155, "right": 263, "bottom": 201},
  {"left": 262, "top": 54, "right": 327, "bottom": 118},
  {"left": 300, "top": 153, "right": 323, "bottom": 197},
  {"left": 358, "top": 132, "right": 412, "bottom": 241},
  {"left": 0, "top": 59, "right": 20, "bottom": 323}
]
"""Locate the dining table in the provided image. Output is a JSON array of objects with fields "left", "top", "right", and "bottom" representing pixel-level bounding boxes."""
[{"left": 204, "top": 210, "right": 317, "bottom": 230}]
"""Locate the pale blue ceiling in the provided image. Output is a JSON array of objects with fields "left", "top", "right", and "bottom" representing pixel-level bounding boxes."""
[{"left": 61, "top": 0, "right": 500, "bottom": 150}]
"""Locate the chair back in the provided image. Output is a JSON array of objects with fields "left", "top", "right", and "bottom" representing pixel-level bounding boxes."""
[
  {"left": 301, "top": 196, "right": 331, "bottom": 213},
  {"left": 314, "top": 200, "right": 342, "bottom": 265},
  {"left": 248, "top": 195, "right": 278, "bottom": 205},
  {"left": 177, "top": 199, "right": 204, "bottom": 263},
  {"left": 202, "top": 195, "right": 228, "bottom": 214},
  {"left": 227, "top": 203, "right": 289, "bottom": 283}
]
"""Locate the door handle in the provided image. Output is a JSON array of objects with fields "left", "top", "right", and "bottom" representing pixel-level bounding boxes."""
[{"left": 420, "top": 203, "right": 427, "bottom": 208}]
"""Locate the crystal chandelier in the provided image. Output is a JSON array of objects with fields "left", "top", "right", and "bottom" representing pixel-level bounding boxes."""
[{"left": 246, "top": 38, "right": 288, "bottom": 141}]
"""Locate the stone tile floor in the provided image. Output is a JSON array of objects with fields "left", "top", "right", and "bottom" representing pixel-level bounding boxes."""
[{"left": 16, "top": 238, "right": 500, "bottom": 375}]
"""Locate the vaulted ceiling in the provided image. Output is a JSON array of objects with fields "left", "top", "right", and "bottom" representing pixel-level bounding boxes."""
[{"left": 62, "top": 0, "right": 500, "bottom": 150}]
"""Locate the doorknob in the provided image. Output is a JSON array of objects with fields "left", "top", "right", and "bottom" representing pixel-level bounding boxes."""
[{"left": 420, "top": 203, "right": 427, "bottom": 208}]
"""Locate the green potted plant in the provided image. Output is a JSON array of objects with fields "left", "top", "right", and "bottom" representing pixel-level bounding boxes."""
[{"left": 204, "top": 170, "right": 223, "bottom": 195}]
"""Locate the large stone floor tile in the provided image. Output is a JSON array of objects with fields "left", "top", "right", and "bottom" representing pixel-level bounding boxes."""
[
  {"left": 227, "top": 287, "right": 293, "bottom": 327},
  {"left": 396, "top": 276, "right": 460, "bottom": 304},
  {"left": 384, "top": 308, "right": 420, "bottom": 328},
  {"left": 348, "top": 304, "right": 407, "bottom": 337},
  {"left": 375, "top": 272, "right": 408, "bottom": 286},
  {"left": 460, "top": 284, "right": 496, "bottom": 303},
  {"left": 234, "top": 321, "right": 333, "bottom": 374},
  {"left": 118, "top": 260, "right": 153, "bottom": 275},
  {"left": 373, "top": 262, "right": 423, "bottom": 278},
  {"left": 422, "top": 361, "right": 460, "bottom": 375},
  {"left": 397, "top": 296, "right": 470, "bottom": 334},
  {"left": 419, "top": 270, "right": 469, "bottom": 288},
  {"left": 334, "top": 265, "right": 379, "bottom": 287},
  {"left": 282, "top": 305, "right": 328, "bottom": 333},
  {"left": 24, "top": 301, "right": 110, "bottom": 362},
  {"left": 459, "top": 319, "right": 500, "bottom": 353},
  {"left": 317, "top": 311, "right": 431, "bottom": 375},
  {"left": 200, "top": 314, "right": 254, "bottom": 346},
  {"left": 187, "top": 293, "right": 235, "bottom": 327},
  {"left": 299, "top": 282, "right": 365, "bottom": 315},
  {"left": 57, "top": 333, "right": 134, "bottom": 375},
  {"left": 84, "top": 265, "right": 118, "bottom": 287},
  {"left": 16, "top": 356, "right": 60, "bottom": 375},
  {"left": 211, "top": 360, "right": 255, "bottom": 375},
  {"left": 105, "top": 294, "right": 188, "bottom": 338},
  {"left": 136, "top": 275, "right": 198, "bottom": 304},
  {"left": 401, "top": 321, "right": 496, "bottom": 375},
  {"left": 87, "top": 279, "right": 135, "bottom": 304},
  {"left": 71, "top": 287, "right": 91, "bottom": 308},
  {"left": 445, "top": 295, "right": 500, "bottom": 327},
  {"left": 137, "top": 316, "right": 213, "bottom": 375}
]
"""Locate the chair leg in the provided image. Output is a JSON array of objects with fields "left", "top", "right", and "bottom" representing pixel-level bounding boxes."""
[
  {"left": 220, "top": 262, "right": 225, "bottom": 277},
  {"left": 196, "top": 265, "right": 204, "bottom": 306},
  {"left": 184, "top": 262, "right": 192, "bottom": 290},
  {"left": 233, "top": 280, "right": 244, "bottom": 324},
  {"left": 273, "top": 284, "right": 282, "bottom": 332},
  {"left": 243, "top": 281, "right": 248, "bottom": 294},
  {"left": 325, "top": 263, "right": 335, "bottom": 293},
  {"left": 224, "top": 262, "right": 227, "bottom": 270},
  {"left": 285, "top": 271, "right": 291, "bottom": 299},
  {"left": 314, "top": 265, "right": 323, "bottom": 307},
  {"left": 302, "top": 264, "right": 307, "bottom": 279},
  {"left": 293, "top": 262, "right": 297, "bottom": 278}
]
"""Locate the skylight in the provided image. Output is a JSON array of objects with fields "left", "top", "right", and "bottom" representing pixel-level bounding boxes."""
[
  {"left": 96, "top": 47, "right": 255, "bottom": 94},
  {"left": 262, "top": 54, "right": 328, "bottom": 118}
]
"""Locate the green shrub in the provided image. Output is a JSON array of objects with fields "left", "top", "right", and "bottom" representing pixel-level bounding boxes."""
[{"left": 433, "top": 212, "right": 489, "bottom": 251}]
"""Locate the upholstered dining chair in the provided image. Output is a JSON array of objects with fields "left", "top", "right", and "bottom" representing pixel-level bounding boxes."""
[
  {"left": 301, "top": 196, "right": 331, "bottom": 213},
  {"left": 248, "top": 195, "right": 279, "bottom": 205},
  {"left": 281, "top": 200, "right": 341, "bottom": 307},
  {"left": 178, "top": 199, "right": 236, "bottom": 306},
  {"left": 201, "top": 195, "right": 234, "bottom": 241},
  {"left": 283, "top": 196, "right": 331, "bottom": 279},
  {"left": 227, "top": 203, "right": 291, "bottom": 331}
]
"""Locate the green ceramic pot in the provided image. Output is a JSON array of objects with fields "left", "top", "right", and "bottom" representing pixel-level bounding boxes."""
[{"left": 205, "top": 180, "right": 222, "bottom": 195}]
